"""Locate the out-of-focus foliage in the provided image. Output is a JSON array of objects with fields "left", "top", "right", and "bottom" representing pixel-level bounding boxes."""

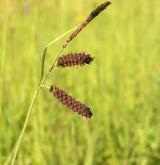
[{"left": 1, "top": 0, "right": 160, "bottom": 164}]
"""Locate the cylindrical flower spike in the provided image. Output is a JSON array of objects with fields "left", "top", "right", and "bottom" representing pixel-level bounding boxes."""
[
  {"left": 50, "top": 86, "right": 93, "bottom": 118},
  {"left": 63, "top": 1, "right": 111, "bottom": 48},
  {"left": 57, "top": 52, "right": 94, "bottom": 67}
]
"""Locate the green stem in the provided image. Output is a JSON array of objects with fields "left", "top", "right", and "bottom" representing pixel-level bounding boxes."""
[
  {"left": 10, "top": 47, "right": 63, "bottom": 165},
  {"left": 10, "top": 89, "right": 38, "bottom": 165},
  {"left": 5, "top": 26, "right": 77, "bottom": 165}
]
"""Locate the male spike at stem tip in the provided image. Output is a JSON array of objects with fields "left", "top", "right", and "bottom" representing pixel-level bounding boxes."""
[{"left": 63, "top": 1, "right": 111, "bottom": 48}]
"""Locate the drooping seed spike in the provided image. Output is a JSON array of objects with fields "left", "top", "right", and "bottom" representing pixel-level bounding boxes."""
[
  {"left": 63, "top": 1, "right": 111, "bottom": 48},
  {"left": 50, "top": 86, "right": 93, "bottom": 118},
  {"left": 57, "top": 52, "right": 94, "bottom": 67}
]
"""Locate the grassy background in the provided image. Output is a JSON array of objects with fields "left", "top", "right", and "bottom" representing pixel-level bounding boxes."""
[{"left": 1, "top": 0, "right": 160, "bottom": 164}]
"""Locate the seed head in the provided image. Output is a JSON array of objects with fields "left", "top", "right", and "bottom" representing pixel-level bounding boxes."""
[
  {"left": 57, "top": 52, "right": 93, "bottom": 67},
  {"left": 87, "top": 1, "right": 111, "bottom": 22},
  {"left": 63, "top": 1, "right": 111, "bottom": 48},
  {"left": 50, "top": 86, "right": 93, "bottom": 118}
]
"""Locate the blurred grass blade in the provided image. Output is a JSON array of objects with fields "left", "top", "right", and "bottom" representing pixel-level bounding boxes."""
[
  {"left": 40, "top": 47, "right": 47, "bottom": 82},
  {"left": 40, "top": 26, "right": 78, "bottom": 81}
]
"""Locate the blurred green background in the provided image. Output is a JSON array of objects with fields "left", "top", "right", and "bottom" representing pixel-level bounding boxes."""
[{"left": 0, "top": 0, "right": 160, "bottom": 164}]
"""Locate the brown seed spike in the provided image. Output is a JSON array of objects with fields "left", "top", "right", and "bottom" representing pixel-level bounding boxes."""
[
  {"left": 87, "top": 1, "right": 111, "bottom": 22},
  {"left": 50, "top": 86, "right": 93, "bottom": 118},
  {"left": 57, "top": 52, "right": 94, "bottom": 67},
  {"left": 63, "top": 1, "right": 111, "bottom": 48}
]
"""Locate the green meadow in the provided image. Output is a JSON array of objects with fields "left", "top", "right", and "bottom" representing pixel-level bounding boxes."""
[{"left": 1, "top": 0, "right": 160, "bottom": 164}]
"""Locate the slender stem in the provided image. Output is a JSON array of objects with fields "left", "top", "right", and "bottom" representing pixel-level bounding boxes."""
[
  {"left": 10, "top": 89, "right": 38, "bottom": 165},
  {"left": 10, "top": 48, "right": 63, "bottom": 165},
  {"left": 6, "top": 27, "right": 76, "bottom": 165}
]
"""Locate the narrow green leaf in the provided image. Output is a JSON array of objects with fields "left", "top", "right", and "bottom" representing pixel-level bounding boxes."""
[{"left": 40, "top": 26, "right": 78, "bottom": 82}]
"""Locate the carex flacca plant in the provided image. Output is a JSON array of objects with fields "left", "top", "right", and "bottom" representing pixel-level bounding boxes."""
[{"left": 6, "top": 1, "right": 111, "bottom": 165}]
